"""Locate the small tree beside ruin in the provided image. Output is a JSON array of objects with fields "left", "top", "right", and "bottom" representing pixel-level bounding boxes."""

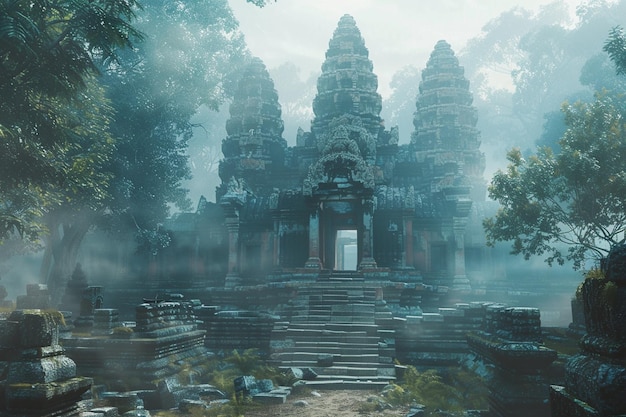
[{"left": 484, "top": 93, "right": 626, "bottom": 270}]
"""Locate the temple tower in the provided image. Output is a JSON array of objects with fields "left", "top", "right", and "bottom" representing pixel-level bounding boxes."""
[
  {"left": 304, "top": 15, "right": 382, "bottom": 271},
  {"left": 311, "top": 14, "right": 383, "bottom": 142},
  {"left": 412, "top": 40, "right": 485, "bottom": 201},
  {"left": 218, "top": 57, "right": 287, "bottom": 200}
]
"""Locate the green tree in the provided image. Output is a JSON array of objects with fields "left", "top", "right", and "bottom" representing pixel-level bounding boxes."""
[
  {"left": 99, "top": 0, "right": 251, "bottom": 247},
  {"left": 484, "top": 93, "right": 626, "bottom": 269},
  {"left": 0, "top": 0, "right": 142, "bottom": 239},
  {"left": 604, "top": 25, "right": 626, "bottom": 75},
  {"left": 38, "top": 78, "right": 117, "bottom": 303}
]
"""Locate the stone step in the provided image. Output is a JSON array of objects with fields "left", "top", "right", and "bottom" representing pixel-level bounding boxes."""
[
  {"left": 286, "top": 322, "right": 379, "bottom": 333},
  {"left": 293, "top": 340, "right": 383, "bottom": 349},
  {"left": 297, "top": 379, "right": 391, "bottom": 390},
  {"left": 316, "top": 366, "right": 395, "bottom": 378},
  {"left": 273, "top": 360, "right": 396, "bottom": 370},
  {"left": 281, "top": 365, "right": 381, "bottom": 377},
  {"left": 283, "top": 345, "right": 380, "bottom": 356},
  {"left": 271, "top": 352, "right": 382, "bottom": 364},
  {"left": 283, "top": 330, "right": 380, "bottom": 344}
]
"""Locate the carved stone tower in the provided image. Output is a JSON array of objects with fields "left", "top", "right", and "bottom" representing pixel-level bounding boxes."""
[
  {"left": 312, "top": 14, "right": 383, "bottom": 142},
  {"left": 218, "top": 57, "right": 287, "bottom": 200},
  {"left": 412, "top": 40, "right": 486, "bottom": 201}
]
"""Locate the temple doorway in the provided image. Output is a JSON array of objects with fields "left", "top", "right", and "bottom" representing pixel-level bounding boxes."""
[{"left": 335, "top": 229, "right": 358, "bottom": 270}]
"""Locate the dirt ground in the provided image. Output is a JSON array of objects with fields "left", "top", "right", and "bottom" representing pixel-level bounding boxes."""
[{"left": 244, "top": 389, "right": 410, "bottom": 417}]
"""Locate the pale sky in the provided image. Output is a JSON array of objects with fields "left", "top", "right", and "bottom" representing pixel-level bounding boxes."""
[{"left": 228, "top": 0, "right": 582, "bottom": 98}]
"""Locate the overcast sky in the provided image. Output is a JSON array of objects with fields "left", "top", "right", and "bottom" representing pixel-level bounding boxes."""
[{"left": 228, "top": 0, "right": 582, "bottom": 98}]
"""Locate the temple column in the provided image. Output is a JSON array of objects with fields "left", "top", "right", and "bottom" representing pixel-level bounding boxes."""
[
  {"left": 403, "top": 213, "right": 414, "bottom": 268},
  {"left": 359, "top": 198, "right": 377, "bottom": 270},
  {"left": 220, "top": 179, "right": 247, "bottom": 287},
  {"left": 451, "top": 217, "right": 471, "bottom": 291},
  {"left": 224, "top": 214, "right": 242, "bottom": 287},
  {"left": 272, "top": 216, "right": 281, "bottom": 269},
  {"left": 305, "top": 204, "right": 322, "bottom": 269}
]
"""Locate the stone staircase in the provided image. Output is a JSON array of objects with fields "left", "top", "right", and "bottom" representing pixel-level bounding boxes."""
[{"left": 269, "top": 271, "right": 397, "bottom": 389}]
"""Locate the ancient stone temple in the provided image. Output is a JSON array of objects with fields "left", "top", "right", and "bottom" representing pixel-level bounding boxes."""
[{"left": 159, "top": 14, "right": 487, "bottom": 292}]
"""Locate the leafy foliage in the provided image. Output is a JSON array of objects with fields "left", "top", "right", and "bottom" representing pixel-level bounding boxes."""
[
  {"left": 384, "top": 365, "right": 487, "bottom": 415},
  {"left": 604, "top": 26, "right": 626, "bottom": 76},
  {"left": 100, "top": 0, "right": 251, "bottom": 244},
  {"left": 484, "top": 93, "right": 626, "bottom": 269},
  {"left": 0, "top": 0, "right": 141, "bottom": 240}
]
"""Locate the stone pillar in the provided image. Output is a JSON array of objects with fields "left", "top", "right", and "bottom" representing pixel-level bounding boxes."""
[
  {"left": 452, "top": 217, "right": 471, "bottom": 291},
  {"left": 224, "top": 214, "right": 242, "bottom": 287},
  {"left": 220, "top": 178, "right": 247, "bottom": 287},
  {"left": 403, "top": 214, "right": 414, "bottom": 268},
  {"left": 260, "top": 230, "right": 272, "bottom": 273},
  {"left": 2, "top": 310, "right": 92, "bottom": 416},
  {"left": 359, "top": 198, "right": 377, "bottom": 270},
  {"left": 273, "top": 216, "right": 281, "bottom": 269},
  {"left": 305, "top": 206, "right": 322, "bottom": 269}
]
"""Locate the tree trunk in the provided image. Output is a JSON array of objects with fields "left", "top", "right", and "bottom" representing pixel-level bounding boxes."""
[{"left": 45, "top": 213, "right": 91, "bottom": 306}]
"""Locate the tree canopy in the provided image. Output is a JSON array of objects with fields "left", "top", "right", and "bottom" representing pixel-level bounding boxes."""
[
  {"left": 484, "top": 93, "right": 626, "bottom": 269},
  {"left": 604, "top": 26, "right": 626, "bottom": 75},
  {"left": 0, "top": 0, "right": 142, "bottom": 240},
  {"left": 1, "top": 0, "right": 266, "bottom": 302}
]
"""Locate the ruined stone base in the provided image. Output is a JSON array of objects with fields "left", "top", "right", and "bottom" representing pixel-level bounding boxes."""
[
  {"left": 4, "top": 376, "right": 92, "bottom": 416},
  {"left": 563, "top": 353, "right": 626, "bottom": 416},
  {"left": 304, "top": 257, "right": 322, "bottom": 270},
  {"left": 550, "top": 385, "right": 600, "bottom": 417},
  {"left": 358, "top": 257, "right": 377, "bottom": 270}
]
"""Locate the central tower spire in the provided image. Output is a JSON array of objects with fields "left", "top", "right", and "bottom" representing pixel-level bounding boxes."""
[{"left": 311, "top": 14, "right": 383, "bottom": 141}]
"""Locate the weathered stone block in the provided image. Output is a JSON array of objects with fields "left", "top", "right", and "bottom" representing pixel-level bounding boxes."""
[
  {"left": 9, "top": 309, "right": 60, "bottom": 348},
  {"left": 7, "top": 355, "right": 77, "bottom": 383},
  {"left": 605, "top": 242, "right": 626, "bottom": 283},
  {"left": 98, "top": 392, "right": 140, "bottom": 414},
  {"left": 178, "top": 399, "right": 207, "bottom": 413},
  {"left": 234, "top": 375, "right": 257, "bottom": 395},
  {"left": 253, "top": 392, "right": 287, "bottom": 404},
  {"left": 550, "top": 385, "right": 600, "bottom": 417},
  {"left": 581, "top": 278, "right": 626, "bottom": 342},
  {"left": 5, "top": 376, "right": 92, "bottom": 414},
  {"left": 565, "top": 354, "right": 626, "bottom": 416},
  {"left": 256, "top": 379, "right": 274, "bottom": 393},
  {"left": 0, "top": 319, "right": 17, "bottom": 348},
  {"left": 90, "top": 406, "right": 120, "bottom": 417}
]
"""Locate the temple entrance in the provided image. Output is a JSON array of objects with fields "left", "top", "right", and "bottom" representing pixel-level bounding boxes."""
[{"left": 335, "top": 229, "right": 358, "bottom": 270}]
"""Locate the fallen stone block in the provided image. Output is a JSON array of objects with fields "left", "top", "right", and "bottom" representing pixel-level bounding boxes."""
[{"left": 253, "top": 392, "right": 287, "bottom": 405}]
